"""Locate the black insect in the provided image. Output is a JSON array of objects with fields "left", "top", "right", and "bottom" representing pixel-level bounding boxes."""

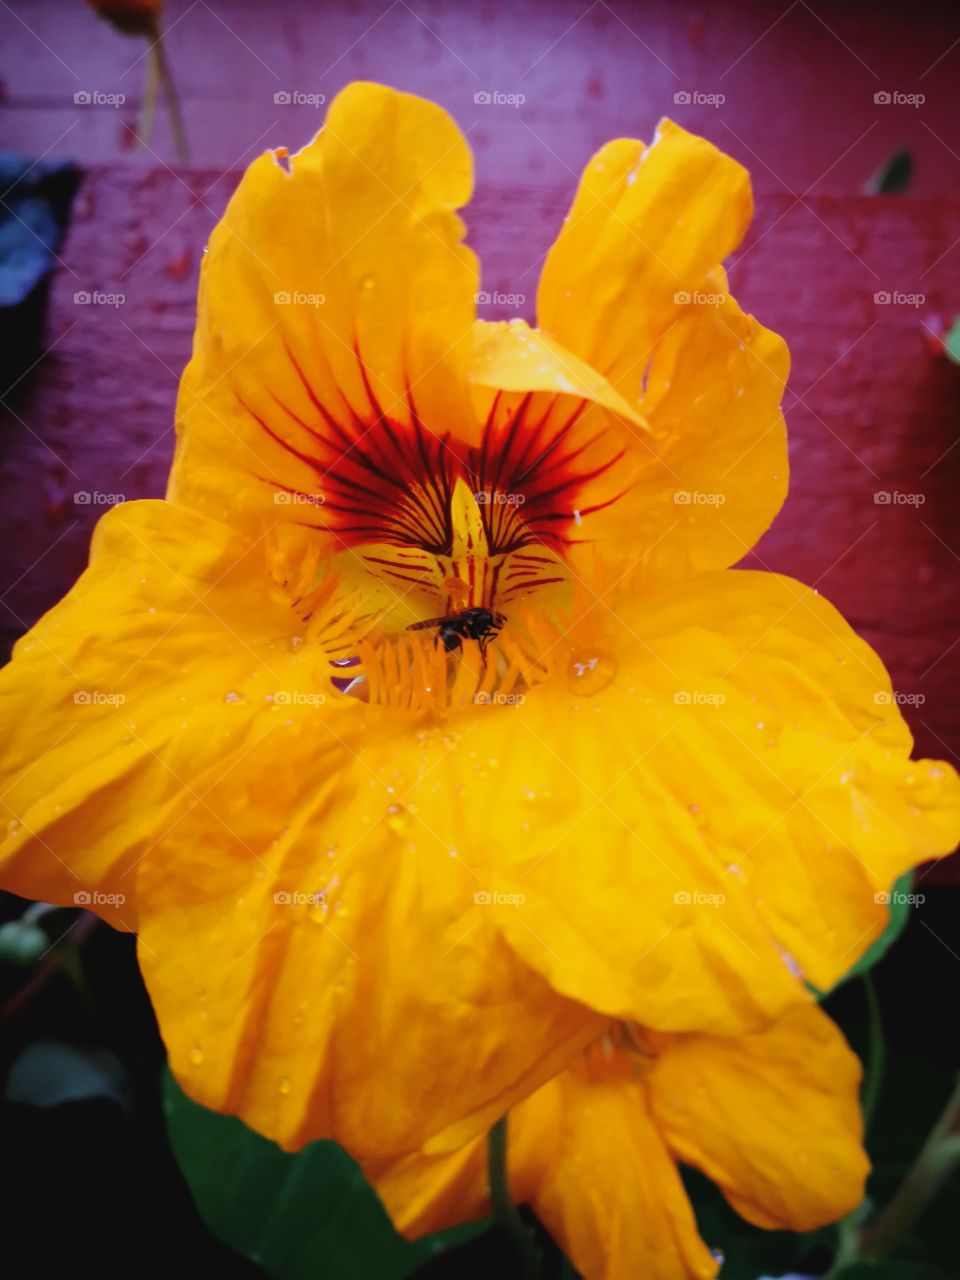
[{"left": 408, "top": 606, "right": 505, "bottom": 654}]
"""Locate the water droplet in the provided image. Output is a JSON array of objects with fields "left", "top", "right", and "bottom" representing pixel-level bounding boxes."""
[
  {"left": 710, "top": 1246, "right": 725, "bottom": 1265},
  {"left": 279, "top": 1077, "right": 291, "bottom": 1096},
  {"left": 190, "top": 1046, "right": 204, "bottom": 1066},
  {"left": 385, "top": 803, "right": 410, "bottom": 836},
  {"left": 7, "top": 817, "right": 21, "bottom": 836},
  {"left": 565, "top": 649, "right": 617, "bottom": 695},
  {"left": 289, "top": 635, "right": 304, "bottom": 651},
  {"left": 224, "top": 691, "right": 245, "bottom": 704},
  {"left": 360, "top": 274, "right": 375, "bottom": 291}
]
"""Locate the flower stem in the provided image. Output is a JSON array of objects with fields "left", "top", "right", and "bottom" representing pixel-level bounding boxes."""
[
  {"left": 487, "top": 1115, "right": 540, "bottom": 1278},
  {"left": 861, "top": 973, "right": 885, "bottom": 1135},
  {"left": 858, "top": 1072, "right": 960, "bottom": 1259}
]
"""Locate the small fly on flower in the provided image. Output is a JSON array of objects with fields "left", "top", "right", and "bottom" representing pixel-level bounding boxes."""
[{"left": 407, "top": 606, "right": 505, "bottom": 654}]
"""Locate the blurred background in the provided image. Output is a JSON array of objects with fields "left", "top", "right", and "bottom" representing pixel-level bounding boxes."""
[{"left": 0, "top": 2, "right": 958, "bottom": 1277}]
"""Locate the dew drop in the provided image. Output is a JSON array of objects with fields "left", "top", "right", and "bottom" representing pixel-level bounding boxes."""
[
  {"left": 710, "top": 1246, "right": 725, "bottom": 1265},
  {"left": 279, "top": 1077, "right": 291, "bottom": 1096},
  {"left": 565, "top": 649, "right": 617, "bottom": 695},
  {"left": 360, "top": 274, "right": 375, "bottom": 291},
  {"left": 7, "top": 817, "right": 21, "bottom": 836},
  {"left": 190, "top": 1046, "right": 204, "bottom": 1066},
  {"left": 289, "top": 635, "right": 304, "bottom": 651},
  {"left": 385, "top": 803, "right": 410, "bottom": 836},
  {"left": 224, "top": 691, "right": 245, "bottom": 704}
]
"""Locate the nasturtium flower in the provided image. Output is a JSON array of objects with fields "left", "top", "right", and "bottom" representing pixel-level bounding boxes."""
[
  {"left": 373, "top": 1004, "right": 868, "bottom": 1280},
  {"left": 0, "top": 83, "right": 957, "bottom": 1182}
]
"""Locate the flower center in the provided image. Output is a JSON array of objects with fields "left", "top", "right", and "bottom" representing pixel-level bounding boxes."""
[{"left": 257, "top": 371, "right": 627, "bottom": 709}]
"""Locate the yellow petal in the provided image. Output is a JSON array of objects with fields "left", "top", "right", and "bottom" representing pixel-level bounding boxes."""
[
  {"left": 469, "top": 318, "right": 648, "bottom": 433},
  {"left": 531, "top": 1068, "right": 718, "bottom": 1280},
  {"left": 538, "top": 125, "right": 784, "bottom": 574},
  {"left": 135, "top": 709, "right": 602, "bottom": 1161},
  {"left": 648, "top": 1005, "right": 869, "bottom": 1230},
  {"left": 581, "top": 271, "right": 789, "bottom": 578},
  {"left": 0, "top": 499, "right": 333, "bottom": 928},
  {"left": 538, "top": 121, "right": 752, "bottom": 401},
  {"left": 375, "top": 1065, "right": 718, "bottom": 1280},
  {"left": 413, "top": 568, "right": 959, "bottom": 1031},
  {"left": 169, "top": 82, "right": 480, "bottom": 531}
]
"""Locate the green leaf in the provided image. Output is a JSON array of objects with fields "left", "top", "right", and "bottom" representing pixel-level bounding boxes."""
[
  {"left": 0, "top": 918, "right": 50, "bottom": 964},
  {"left": 6, "top": 1041, "right": 127, "bottom": 1109},
  {"left": 163, "top": 1070, "right": 487, "bottom": 1278},
  {"left": 943, "top": 316, "right": 960, "bottom": 366},
  {"left": 832, "top": 1262, "right": 953, "bottom": 1279},
  {"left": 828, "top": 872, "right": 915, "bottom": 991},
  {"left": 864, "top": 148, "right": 913, "bottom": 195}
]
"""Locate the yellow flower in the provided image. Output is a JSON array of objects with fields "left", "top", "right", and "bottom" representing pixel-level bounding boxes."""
[
  {"left": 372, "top": 1004, "right": 869, "bottom": 1280},
  {"left": 0, "top": 83, "right": 956, "bottom": 1176}
]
